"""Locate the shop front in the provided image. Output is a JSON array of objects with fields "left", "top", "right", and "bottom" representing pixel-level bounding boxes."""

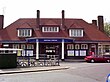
[
  {"left": 65, "top": 43, "right": 98, "bottom": 59},
  {"left": 98, "top": 43, "right": 110, "bottom": 56},
  {"left": 27, "top": 38, "right": 74, "bottom": 60}
]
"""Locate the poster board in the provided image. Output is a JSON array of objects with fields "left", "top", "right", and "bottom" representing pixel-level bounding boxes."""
[
  {"left": 80, "top": 50, "right": 86, "bottom": 56},
  {"left": 22, "top": 50, "right": 25, "bottom": 56},
  {"left": 67, "top": 50, "right": 74, "bottom": 56},
  {"left": 75, "top": 50, "right": 79, "bottom": 56},
  {"left": 17, "top": 50, "right": 21, "bottom": 56},
  {"left": 26, "top": 50, "right": 33, "bottom": 56}
]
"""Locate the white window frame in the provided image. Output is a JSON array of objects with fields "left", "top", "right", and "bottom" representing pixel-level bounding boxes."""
[
  {"left": 81, "top": 44, "right": 88, "bottom": 49},
  {"left": 18, "top": 29, "right": 32, "bottom": 37},
  {"left": 69, "top": 29, "right": 83, "bottom": 37},
  {"left": 67, "top": 44, "right": 74, "bottom": 49},
  {"left": 103, "top": 45, "right": 110, "bottom": 54},
  {"left": 75, "top": 44, "right": 80, "bottom": 49},
  {"left": 21, "top": 44, "right": 26, "bottom": 49},
  {"left": 42, "top": 27, "right": 59, "bottom": 32},
  {"left": 12, "top": 44, "right": 20, "bottom": 49},
  {"left": 27, "top": 44, "right": 34, "bottom": 49}
]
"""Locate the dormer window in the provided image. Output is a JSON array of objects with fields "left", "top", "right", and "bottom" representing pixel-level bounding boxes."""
[
  {"left": 69, "top": 29, "right": 84, "bottom": 37},
  {"left": 17, "top": 28, "right": 32, "bottom": 37},
  {"left": 42, "top": 27, "right": 59, "bottom": 32}
]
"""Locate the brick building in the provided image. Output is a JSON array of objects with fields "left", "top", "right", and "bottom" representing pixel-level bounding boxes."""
[{"left": 0, "top": 10, "right": 110, "bottom": 60}]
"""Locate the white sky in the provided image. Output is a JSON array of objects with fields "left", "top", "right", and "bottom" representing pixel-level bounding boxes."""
[{"left": 0, "top": 0, "right": 110, "bottom": 27}]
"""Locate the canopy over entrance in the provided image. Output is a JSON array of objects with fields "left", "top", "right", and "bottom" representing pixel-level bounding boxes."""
[{"left": 26, "top": 37, "right": 74, "bottom": 43}]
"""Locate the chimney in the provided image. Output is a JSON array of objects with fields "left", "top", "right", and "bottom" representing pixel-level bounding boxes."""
[
  {"left": 36, "top": 10, "right": 40, "bottom": 29},
  {"left": 61, "top": 10, "right": 65, "bottom": 30},
  {"left": 0, "top": 15, "right": 4, "bottom": 29},
  {"left": 92, "top": 20, "right": 97, "bottom": 26},
  {"left": 98, "top": 16, "right": 104, "bottom": 32}
]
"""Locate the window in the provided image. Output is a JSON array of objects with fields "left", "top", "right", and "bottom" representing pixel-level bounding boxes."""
[
  {"left": 13, "top": 44, "right": 20, "bottom": 49},
  {"left": 27, "top": 44, "right": 34, "bottom": 49},
  {"left": 21, "top": 44, "right": 26, "bottom": 49},
  {"left": 18, "top": 29, "right": 32, "bottom": 37},
  {"left": 42, "top": 27, "right": 59, "bottom": 32},
  {"left": 67, "top": 44, "right": 74, "bottom": 49},
  {"left": 75, "top": 44, "right": 80, "bottom": 49},
  {"left": 104, "top": 45, "right": 110, "bottom": 53},
  {"left": 69, "top": 29, "right": 83, "bottom": 37},
  {"left": 81, "top": 44, "right": 88, "bottom": 49}
]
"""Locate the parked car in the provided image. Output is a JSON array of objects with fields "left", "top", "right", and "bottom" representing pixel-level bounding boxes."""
[{"left": 84, "top": 55, "right": 110, "bottom": 63}]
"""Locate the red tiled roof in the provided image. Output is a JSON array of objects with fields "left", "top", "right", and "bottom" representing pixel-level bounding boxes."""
[{"left": 0, "top": 18, "right": 109, "bottom": 42}]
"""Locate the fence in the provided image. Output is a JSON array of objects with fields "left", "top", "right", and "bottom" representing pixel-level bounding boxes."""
[{"left": 17, "top": 54, "right": 60, "bottom": 67}]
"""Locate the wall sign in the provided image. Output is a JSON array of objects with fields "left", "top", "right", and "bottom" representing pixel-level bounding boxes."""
[
  {"left": 39, "top": 39, "right": 62, "bottom": 42},
  {"left": 27, "top": 38, "right": 74, "bottom": 43},
  {"left": 26, "top": 50, "right": 33, "bottom": 56}
]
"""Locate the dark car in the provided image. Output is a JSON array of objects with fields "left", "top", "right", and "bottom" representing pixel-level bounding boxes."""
[{"left": 84, "top": 55, "right": 110, "bottom": 63}]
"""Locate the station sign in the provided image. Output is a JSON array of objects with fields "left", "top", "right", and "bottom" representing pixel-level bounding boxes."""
[{"left": 27, "top": 38, "right": 74, "bottom": 43}]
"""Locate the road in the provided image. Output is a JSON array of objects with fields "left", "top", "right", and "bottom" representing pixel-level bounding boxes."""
[{"left": 0, "top": 62, "right": 110, "bottom": 82}]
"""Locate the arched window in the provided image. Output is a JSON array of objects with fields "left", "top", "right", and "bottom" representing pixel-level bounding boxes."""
[
  {"left": 67, "top": 44, "right": 74, "bottom": 49},
  {"left": 75, "top": 44, "right": 80, "bottom": 49}
]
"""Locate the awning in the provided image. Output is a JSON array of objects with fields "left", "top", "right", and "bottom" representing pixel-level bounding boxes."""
[{"left": 26, "top": 37, "right": 74, "bottom": 43}]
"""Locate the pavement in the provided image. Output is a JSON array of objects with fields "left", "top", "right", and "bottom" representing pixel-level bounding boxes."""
[
  {"left": 0, "top": 65, "right": 69, "bottom": 75},
  {"left": 0, "top": 59, "right": 85, "bottom": 75}
]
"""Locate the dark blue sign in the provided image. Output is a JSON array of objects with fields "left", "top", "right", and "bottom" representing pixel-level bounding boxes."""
[
  {"left": 27, "top": 39, "right": 36, "bottom": 43},
  {"left": 64, "top": 39, "right": 74, "bottom": 42},
  {"left": 27, "top": 38, "right": 74, "bottom": 43},
  {"left": 39, "top": 39, "right": 62, "bottom": 42}
]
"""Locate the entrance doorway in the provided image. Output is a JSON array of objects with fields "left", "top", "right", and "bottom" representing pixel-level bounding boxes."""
[
  {"left": 39, "top": 43, "right": 61, "bottom": 58},
  {"left": 90, "top": 44, "right": 96, "bottom": 55}
]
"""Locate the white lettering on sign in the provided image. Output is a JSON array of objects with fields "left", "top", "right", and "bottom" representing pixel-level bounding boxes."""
[{"left": 44, "top": 39, "right": 58, "bottom": 42}]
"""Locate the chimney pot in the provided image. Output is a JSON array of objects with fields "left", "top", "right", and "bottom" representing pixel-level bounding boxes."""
[
  {"left": 92, "top": 20, "right": 97, "bottom": 26},
  {"left": 36, "top": 10, "right": 40, "bottom": 29},
  {"left": 62, "top": 10, "right": 65, "bottom": 19},
  {"left": 98, "top": 15, "right": 104, "bottom": 32},
  {"left": 0, "top": 15, "right": 4, "bottom": 29},
  {"left": 61, "top": 10, "right": 65, "bottom": 30}
]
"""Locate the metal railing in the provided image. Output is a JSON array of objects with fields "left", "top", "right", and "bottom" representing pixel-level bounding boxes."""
[{"left": 17, "top": 54, "right": 60, "bottom": 67}]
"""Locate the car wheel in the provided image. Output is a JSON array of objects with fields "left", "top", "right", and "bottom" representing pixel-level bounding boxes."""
[
  {"left": 90, "top": 59, "right": 95, "bottom": 63},
  {"left": 106, "top": 59, "right": 110, "bottom": 63}
]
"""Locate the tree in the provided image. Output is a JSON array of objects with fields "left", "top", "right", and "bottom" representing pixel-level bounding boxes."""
[{"left": 104, "top": 22, "right": 110, "bottom": 36}]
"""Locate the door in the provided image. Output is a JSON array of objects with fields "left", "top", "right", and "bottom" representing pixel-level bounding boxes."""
[
  {"left": 90, "top": 44, "right": 97, "bottom": 55},
  {"left": 45, "top": 44, "right": 59, "bottom": 55}
]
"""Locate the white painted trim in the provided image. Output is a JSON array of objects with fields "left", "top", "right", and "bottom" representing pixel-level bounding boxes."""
[
  {"left": 30, "top": 29, "right": 32, "bottom": 37},
  {"left": 36, "top": 39, "right": 39, "bottom": 59},
  {"left": 17, "top": 30, "right": 20, "bottom": 36},
  {"left": 61, "top": 39, "right": 64, "bottom": 59}
]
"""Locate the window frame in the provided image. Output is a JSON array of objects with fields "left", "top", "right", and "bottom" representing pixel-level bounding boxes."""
[
  {"left": 67, "top": 44, "right": 74, "bottom": 49},
  {"left": 81, "top": 44, "right": 88, "bottom": 49},
  {"left": 75, "top": 44, "right": 80, "bottom": 49},
  {"left": 69, "top": 29, "right": 84, "bottom": 37},
  {"left": 12, "top": 44, "right": 20, "bottom": 49},
  {"left": 27, "top": 44, "right": 34, "bottom": 49},
  {"left": 42, "top": 26, "right": 59, "bottom": 32},
  {"left": 21, "top": 44, "right": 26, "bottom": 49},
  {"left": 17, "top": 29, "right": 32, "bottom": 37}
]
